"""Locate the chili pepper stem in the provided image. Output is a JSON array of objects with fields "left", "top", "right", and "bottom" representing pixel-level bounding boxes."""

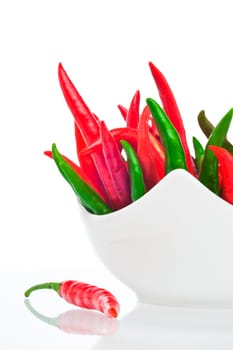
[{"left": 24, "top": 282, "right": 61, "bottom": 297}]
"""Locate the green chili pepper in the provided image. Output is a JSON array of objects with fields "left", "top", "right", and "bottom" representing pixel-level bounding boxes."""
[
  {"left": 120, "top": 140, "right": 146, "bottom": 201},
  {"left": 146, "top": 98, "right": 187, "bottom": 174},
  {"left": 52, "top": 143, "right": 112, "bottom": 215},
  {"left": 192, "top": 136, "right": 204, "bottom": 171},
  {"left": 199, "top": 109, "right": 233, "bottom": 194},
  {"left": 198, "top": 110, "right": 233, "bottom": 155}
]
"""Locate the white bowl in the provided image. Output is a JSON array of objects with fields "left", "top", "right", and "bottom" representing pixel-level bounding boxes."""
[{"left": 80, "top": 169, "right": 233, "bottom": 307}]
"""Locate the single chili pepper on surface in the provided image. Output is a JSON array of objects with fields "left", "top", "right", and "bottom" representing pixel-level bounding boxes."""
[
  {"left": 24, "top": 299, "right": 118, "bottom": 335},
  {"left": 192, "top": 136, "right": 204, "bottom": 172},
  {"left": 146, "top": 98, "right": 187, "bottom": 174},
  {"left": 199, "top": 109, "right": 233, "bottom": 195},
  {"left": 148, "top": 61, "right": 194, "bottom": 175},
  {"left": 99, "top": 121, "right": 131, "bottom": 210},
  {"left": 198, "top": 110, "right": 233, "bottom": 155},
  {"left": 208, "top": 145, "right": 233, "bottom": 204},
  {"left": 52, "top": 143, "right": 112, "bottom": 215},
  {"left": 24, "top": 280, "right": 120, "bottom": 318},
  {"left": 137, "top": 105, "right": 164, "bottom": 189},
  {"left": 126, "top": 90, "right": 140, "bottom": 129},
  {"left": 120, "top": 140, "right": 146, "bottom": 201}
]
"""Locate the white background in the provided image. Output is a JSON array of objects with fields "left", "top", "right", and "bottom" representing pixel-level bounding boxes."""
[{"left": 1, "top": 0, "right": 233, "bottom": 271}]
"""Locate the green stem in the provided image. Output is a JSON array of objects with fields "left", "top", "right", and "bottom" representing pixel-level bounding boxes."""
[{"left": 24, "top": 282, "right": 61, "bottom": 297}]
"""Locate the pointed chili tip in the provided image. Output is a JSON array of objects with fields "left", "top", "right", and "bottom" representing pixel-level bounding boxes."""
[
  {"left": 58, "top": 62, "right": 63, "bottom": 70},
  {"left": 146, "top": 97, "right": 154, "bottom": 105},
  {"left": 148, "top": 61, "right": 156, "bottom": 70},
  {"left": 107, "top": 307, "right": 119, "bottom": 318},
  {"left": 44, "top": 150, "right": 53, "bottom": 158},
  {"left": 58, "top": 63, "right": 66, "bottom": 78}
]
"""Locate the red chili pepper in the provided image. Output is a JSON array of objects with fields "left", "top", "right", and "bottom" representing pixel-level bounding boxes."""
[
  {"left": 99, "top": 121, "right": 131, "bottom": 209},
  {"left": 74, "top": 122, "right": 108, "bottom": 201},
  {"left": 148, "top": 62, "right": 194, "bottom": 175},
  {"left": 80, "top": 126, "right": 164, "bottom": 163},
  {"left": 24, "top": 280, "right": 120, "bottom": 318},
  {"left": 79, "top": 127, "right": 138, "bottom": 156},
  {"left": 208, "top": 145, "right": 233, "bottom": 204},
  {"left": 126, "top": 90, "right": 140, "bottom": 129},
  {"left": 58, "top": 63, "right": 100, "bottom": 144},
  {"left": 58, "top": 63, "right": 121, "bottom": 206},
  {"left": 117, "top": 104, "right": 128, "bottom": 120},
  {"left": 137, "top": 105, "right": 164, "bottom": 189}
]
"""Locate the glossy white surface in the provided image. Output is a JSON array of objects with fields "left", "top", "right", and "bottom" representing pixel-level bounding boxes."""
[
  {"left": 1, "top": 269, "right": 233, "bottom": 349},
  {"left": 81, "top": 170, "right": 233, "bottom": 307}
]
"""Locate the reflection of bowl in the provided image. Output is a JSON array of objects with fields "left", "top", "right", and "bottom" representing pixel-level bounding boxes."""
[
  {"left": 93, "top": 303, "right": 233, "bottom": 350},
  {"left": 80, "top": 169, "right": 233, "bottom": 307}
]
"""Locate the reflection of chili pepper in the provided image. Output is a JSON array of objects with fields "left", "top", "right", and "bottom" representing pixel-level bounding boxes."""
[
  {"left": 120, "top": 140, "right": 146, "bottom": 201},
  {"left": 208, "top": 146, "right": 233, "bottom": 204},
  {"left": 198, "top": 110, "right": 233, "bottom": 155},
  {"left": 24, "top": 299, "right": 118, "bottom": 335},
  {"left": 126, "top": 90, "right": 140, "bottom": 129},
  {"left": 52, "top": 143, "right": 112, "bottom": 215},
  {"left": 199, "top": 109, "right": 233, "bottom": 195},
  {"left": 148, "top": 62, "right": 194, "bottom": 175},
  {"left": 24, "top": 280, "right": 120, "bottom": 318},
  {"left": 192, "top": 136, "right": 204, "bottom": 172},
  {"left": 146, "top": 98, "right": 187, "bottom": 173}
]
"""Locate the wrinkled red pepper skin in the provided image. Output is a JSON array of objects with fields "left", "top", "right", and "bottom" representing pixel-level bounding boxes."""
[
  {"left": 25, "top": 281, "right": 120, "bottom": 318},
  {"left": 59, "top": 281, "right": 120, "bottom": 318},
  {"left": 149, "top": 62, "right": 194, "bottom": 175}
]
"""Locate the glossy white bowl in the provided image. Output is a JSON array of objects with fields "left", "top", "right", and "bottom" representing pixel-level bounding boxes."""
[{"left": 80, "top": 169, "right": 233, "bottom": 307}]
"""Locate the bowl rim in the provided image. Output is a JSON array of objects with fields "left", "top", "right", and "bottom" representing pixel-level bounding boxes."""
[{"left": 79, "top": 168, "right": 233, "bottom": 221}]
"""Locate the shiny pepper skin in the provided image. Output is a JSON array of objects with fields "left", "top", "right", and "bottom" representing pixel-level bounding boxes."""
[{"left": 59, "top": 280, "right": 120, "bottom": 318}]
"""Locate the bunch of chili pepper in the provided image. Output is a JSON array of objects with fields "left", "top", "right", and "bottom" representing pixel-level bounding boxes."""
[{"left": 45, "top": 62, "right": 233, "bottom": 213}]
